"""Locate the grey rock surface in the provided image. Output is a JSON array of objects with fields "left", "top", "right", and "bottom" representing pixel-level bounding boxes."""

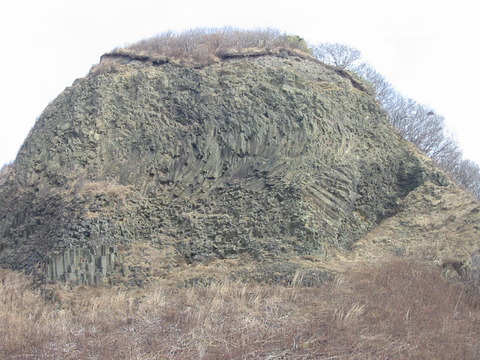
[{"left": 0, "top": 53, "right": 450, "bottom": 284}]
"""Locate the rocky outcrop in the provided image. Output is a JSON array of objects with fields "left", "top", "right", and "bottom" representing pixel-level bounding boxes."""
[
  {"left": 45, "top": 245, "right": 117, "bottom": 285},
  {"left": 0, "top": 52, "right": 460, "bottom": 285}
]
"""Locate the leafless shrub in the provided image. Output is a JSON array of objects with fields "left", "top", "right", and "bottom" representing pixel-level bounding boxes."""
[
  {"left": 313, "top": 42, "right": 362, "bottom": 69},
  {"left": 345, "top": 50, "right": 480, "bottom": 199},
  {"left": 378, "top": 90, "right": 480, "bottom": 198},
  {"left": 384, "top": 95, "right": 448, "bottom": 155},
  {"left": 354, "top": 62, "right": 396, "bottom": 102},
  {"left": 450, "top": 159, "right": 480, "bottom": 198},
  {"left": 106, "top": 27, "right": 312, "bottom": 67}
]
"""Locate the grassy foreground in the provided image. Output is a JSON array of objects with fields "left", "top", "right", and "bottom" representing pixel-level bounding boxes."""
[{"left": 1, "top": 258, "right": 479, "bottom": 359}]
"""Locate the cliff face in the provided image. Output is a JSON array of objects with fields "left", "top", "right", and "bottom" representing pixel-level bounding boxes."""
[{"left": 0, "top": 52, "right": 476, "bottom": 285}]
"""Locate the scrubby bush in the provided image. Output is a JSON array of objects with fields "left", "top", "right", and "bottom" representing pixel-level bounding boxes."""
[
  {"left": 108, "top": 27, "right": 313, "bottom": 66},
  {"left": 313, "top": 42, "right": 362, "bottom": 69}
]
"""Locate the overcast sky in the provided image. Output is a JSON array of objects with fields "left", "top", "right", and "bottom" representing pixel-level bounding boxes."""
[{"left": 1, "top": 0, "right": 479, "bottom": 168}]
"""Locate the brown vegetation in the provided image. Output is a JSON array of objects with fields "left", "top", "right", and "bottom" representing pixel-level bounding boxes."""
[
  {"left": 76, "top": 180, "right": 134, "bottom": 200},
  {"left": 1, "top": 258, "right": 479, "bottom": 359},
  {"left": 99, "top": 28, "right": 313, "bottom": 69}
]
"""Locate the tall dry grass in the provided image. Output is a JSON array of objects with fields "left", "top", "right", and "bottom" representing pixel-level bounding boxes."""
[
  {"left": 1, "top": 259, "right": 479, "bottom": 359},
  {"left": 101, "top": 28, "right": 313, "bottom": 68}
]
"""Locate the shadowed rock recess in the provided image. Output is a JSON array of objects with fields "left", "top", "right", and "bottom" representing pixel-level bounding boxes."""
[{"left": 0, "top": 49, "right": 471, "bottom": 285}]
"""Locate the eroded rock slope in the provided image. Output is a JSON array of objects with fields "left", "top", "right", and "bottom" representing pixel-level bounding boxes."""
[{"left": 0, "top": 52, "right": 471, "bottom": 285}]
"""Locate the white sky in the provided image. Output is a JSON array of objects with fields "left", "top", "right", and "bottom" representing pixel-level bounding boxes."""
[{"left": 1, "top": 0, "right": 479, "bottom": 168}]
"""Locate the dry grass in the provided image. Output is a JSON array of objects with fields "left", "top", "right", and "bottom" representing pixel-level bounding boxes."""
[
  {"left": 96, "top": 28, "right": 313, "bottom": 71},
  {"left": 1, "top": 258, "right": 479, "bottom": 359},
  {"left": 74, "top": 180, "right": 134, "bottom": 200}
]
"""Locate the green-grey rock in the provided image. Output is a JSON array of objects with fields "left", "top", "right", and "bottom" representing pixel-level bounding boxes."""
[{"left": 0, "top": 53, "right": 456, "bottom": 284}]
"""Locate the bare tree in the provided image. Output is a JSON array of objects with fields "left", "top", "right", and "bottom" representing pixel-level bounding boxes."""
[
  {"left": 349, "top": 50, "right": 480, "bottom": 199},
  {"left": 381, "top": 95, "right": 442, "bottom": 154},
  {"left": 354, "top": 63, "right": 397, "bottom": 106},
  {"left": 313, "top": 43, "right": 362, "bottom": 69},
  {"left": 451, "top": 159, "right": 480, "bottom": 197}
]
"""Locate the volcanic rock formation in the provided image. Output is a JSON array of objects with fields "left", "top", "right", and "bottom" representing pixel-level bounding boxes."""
[{"left": 0, "top": 38, "right": 478, "bottom": 286}]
